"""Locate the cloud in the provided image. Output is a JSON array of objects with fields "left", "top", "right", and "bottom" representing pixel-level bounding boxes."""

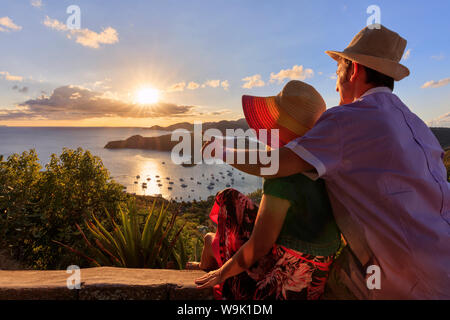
[
  {"left": 0, "top": 85, "right": 197, "bottom": 121},
  {"left": 30, "top": 0, "right": 42, "bottom": 8},
  {"left": 43, "top": 16, "right": 67, "bottom": 31},
  {"left": 0, "top": 17, "right": 22, "bottom": 32},
  {"left": 209, "top": 109, "right": 232, "bottom": 116},
  {"left": 402, "top": 49, "right": 411, "bottom": 61},
  {"left": 169, "top": 79, "right": 229, "bottom": 91},
  {"left": 241, "top": 74, "right": 265, "bottom": 89},
  {"left": 270, "top": 65, "right": 314, "bottom": 83},
  {"left": 0, "top": 71, "right": 23, "bottom": 82},
  {"left": 187, "top": 82, "right": 200, "bottom": 90},
  {"left": 78, "top": 78, "right": 112, "bottom": 92},
  {"left": 12, "top": 85, "right": 29, "bottom": 93},
  {"left": 202, "top": 79, "right": 229, "bottom": 90},
  {"left": 221, "top": 80, "right": 230, "bottom": 91},
  {"left": 43, "top": 16, "right": 118, "bottom": 48},
  {"left": 421, "top": 77, "right": 450, "bottom": 89},
  {"left": 427, "top": 112, "right": 450, "bottom": 127},
  {"left": 203, "top": 80, "right": 220, "bottom": 88},
  {"left": 167, "top": 82, "right": 186, "bottom": 92},
  {"left": 431, "top": 53, "right": 445, "bottom": 61},
  {"left": 68, "top": 27, "right": 118, "bottom": 48}
]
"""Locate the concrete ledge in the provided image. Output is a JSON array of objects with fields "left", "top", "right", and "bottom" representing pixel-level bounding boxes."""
[{"left": 0, "top": 267, "right": 213, "bottom": 300}]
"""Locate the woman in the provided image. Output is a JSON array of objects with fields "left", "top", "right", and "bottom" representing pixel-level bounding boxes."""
[{"left": 195, "top": 80, "right": 341, "bottom": 300}]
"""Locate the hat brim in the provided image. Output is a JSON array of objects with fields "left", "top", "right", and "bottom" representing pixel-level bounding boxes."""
[
  {"left": 242, "top": 95, "right": 304, "bottom": 147},
  {"left": 325, "top": 50, "right": 410, "bottom": 81}
]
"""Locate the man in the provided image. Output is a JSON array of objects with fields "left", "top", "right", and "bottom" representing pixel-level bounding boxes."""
[{"left": 205, "top": 25, "right": 450, "bottom": 299}]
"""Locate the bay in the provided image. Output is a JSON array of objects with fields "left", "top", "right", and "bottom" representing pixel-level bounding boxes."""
[{"left": 0, "top": 127, "right": 262, "bottom": 201}]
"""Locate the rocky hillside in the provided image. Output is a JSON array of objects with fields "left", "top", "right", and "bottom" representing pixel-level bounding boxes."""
[
  {"left": 105, "top": 118, "right": 249, "bottom": 151},
  {"left": 430, "top": 127, "right": 450, "bottom": 150},
  {"left": 105, "top": 133, "right": 182, "bottom": 151},
  {"left": 106, "top": 121, "right": 450, "bottom": 152},
  {"left": 145, "top": 118, "right": 249, "bottom": 133}
]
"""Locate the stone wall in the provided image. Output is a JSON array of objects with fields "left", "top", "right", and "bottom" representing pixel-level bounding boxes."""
[{"left": 0, "top": 267, "right": 213, "bottom": 300}]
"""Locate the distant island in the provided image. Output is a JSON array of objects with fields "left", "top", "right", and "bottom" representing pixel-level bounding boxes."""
[
  {"left": 144, "top": 118, "right": 249, "bottom": 133},
  {"left": 430, "top": 127, "right": 450, "bottom": 150},
  {"left": 105, "top": 120, "right": 450, "bottom": 152},
  {"left": 104, "top": 118, "right": 250, "bottom": 152}
]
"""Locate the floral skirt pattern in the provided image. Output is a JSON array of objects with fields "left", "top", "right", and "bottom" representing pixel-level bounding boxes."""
[{"left": 210, "top": 188, "right": 334, "bottom": 300}]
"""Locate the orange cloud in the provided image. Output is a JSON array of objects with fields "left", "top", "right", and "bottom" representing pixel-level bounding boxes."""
[
  {"left": 0, "top": 71, "right": 23, "bottom": 81},
  {"left": 421, "top": 77, "right": 450, "bottom": 89},
  {"left": 270, "top": 65, "right": 314, "bottom": 83},
  {"left": 0, "top": 16, "right": 22, "bottom": 32},
  {"left": 43, "top": 16, "right": 118, "bottom": 48},
  {"left": 0, "top": 86, "right": 197, "bottom": 121},
  {"left": 241, "top": 74, "right": 264, "bottom": 89}
]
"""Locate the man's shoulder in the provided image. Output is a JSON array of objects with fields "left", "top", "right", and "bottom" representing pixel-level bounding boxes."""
[
  {"left": 323, "top": 97, "right": 376, "bottom": 114},
  {"left": 319, "top": 100, "right": 376, "bottom": 124}
]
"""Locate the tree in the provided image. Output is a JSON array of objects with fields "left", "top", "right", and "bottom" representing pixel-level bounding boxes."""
[{"left": 0, "top": 148, "right": 129, "bottom": 269}]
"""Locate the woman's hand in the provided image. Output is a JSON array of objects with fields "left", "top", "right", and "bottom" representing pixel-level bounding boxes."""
[{"left": 195, "top": 268, "right": 223, "bottom": 289}]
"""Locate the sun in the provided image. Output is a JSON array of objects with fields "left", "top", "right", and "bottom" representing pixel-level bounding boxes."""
[{"left": 135, "top": 87, "right": 160, "bottom": 105}]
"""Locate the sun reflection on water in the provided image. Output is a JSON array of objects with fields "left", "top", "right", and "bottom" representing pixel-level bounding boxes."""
[{"left": 111, "top": 151, "right": 262, "bottom": 202}]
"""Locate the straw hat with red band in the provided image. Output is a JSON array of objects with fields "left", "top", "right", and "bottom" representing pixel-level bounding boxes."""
[{"left": 242, "top": 80, "right": 326, "bottom": 148}]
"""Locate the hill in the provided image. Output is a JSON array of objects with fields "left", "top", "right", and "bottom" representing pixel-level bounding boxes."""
[
  {"left": 145, "top": 118, "right": 249, "bottom": 133},
  {"left": 105, "top": 118, "right": 250, "bottom": 151},
  {"left": 105, "top": 122, "right": 450, "bottom": 152},
  {"left": 105, "top": 133, "right": 189, "bottom": 151},
  {"left": 430, "top": 127, "right": 450, "bottom": 150}
]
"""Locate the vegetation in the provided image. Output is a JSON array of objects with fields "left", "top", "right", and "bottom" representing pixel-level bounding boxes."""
[
  {"left": 0, "top": 148, "right": 129, "bottom": 269},
  {"left": 1, "top": 146, "right": 447, "bottom": 271},
  {"left": 55, "top": 199, "right": 188, "bottom": 269},
  {"left": 0, "top": 148, "right": 209, "bottom": 270}
]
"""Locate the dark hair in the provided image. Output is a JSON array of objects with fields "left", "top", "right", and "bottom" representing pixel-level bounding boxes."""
[
  {"left": 340, "top": 58, "right": 394, "bottom": 91},
  {"left": 364, "top": 66, "right": 394, "bottom": 91}
]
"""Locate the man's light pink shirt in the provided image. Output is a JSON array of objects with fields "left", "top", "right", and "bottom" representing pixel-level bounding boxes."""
[{"left": 286, "top": 87, "right": 450, "bottom": 299}]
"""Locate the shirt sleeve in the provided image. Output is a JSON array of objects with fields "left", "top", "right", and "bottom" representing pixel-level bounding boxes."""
[{"left": 285, "top": 109, "right": 342, "bottom": 181}]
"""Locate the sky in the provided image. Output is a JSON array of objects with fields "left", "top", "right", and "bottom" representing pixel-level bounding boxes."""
[{"left": 0, "top": 0, "right": 449, "bottom": 127}]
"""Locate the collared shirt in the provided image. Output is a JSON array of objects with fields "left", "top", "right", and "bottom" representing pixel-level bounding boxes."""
[{"left": 286, "top": 87, "right": 450, "bottom": 299}]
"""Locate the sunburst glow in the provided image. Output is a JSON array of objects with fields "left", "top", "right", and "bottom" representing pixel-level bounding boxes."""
[{"left": 135, "top": 87, "right": 160, "bottom": 105}]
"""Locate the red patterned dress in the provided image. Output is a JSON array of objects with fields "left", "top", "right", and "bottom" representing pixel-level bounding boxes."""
[{"left": 209, "top": 182, "right": 340, "bottom": 300}]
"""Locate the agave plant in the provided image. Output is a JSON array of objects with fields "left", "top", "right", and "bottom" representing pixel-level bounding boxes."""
[{"left": 54, "top": 199, "right": 187, "bottom": 269}]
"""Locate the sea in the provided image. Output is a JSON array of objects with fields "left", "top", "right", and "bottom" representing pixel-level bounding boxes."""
[{"left": 0, "top": 126, "right": 262, "bottom": 202}]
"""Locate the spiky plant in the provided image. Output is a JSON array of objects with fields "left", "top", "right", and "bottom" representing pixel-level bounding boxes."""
[{"left": 54, "top": 199, "right": 187, "bottom": 269}]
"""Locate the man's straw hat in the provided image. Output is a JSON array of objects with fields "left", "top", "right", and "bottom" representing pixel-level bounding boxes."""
[
  {"left": 325, "top": 25, "right": 410, "bottom": 81},
  {"left": 242, "top": 80, "right": 326, "bottom": 147}
]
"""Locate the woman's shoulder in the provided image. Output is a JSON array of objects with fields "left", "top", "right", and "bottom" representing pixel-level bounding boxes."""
[
  {"left": 263, "top": 173, "right": 326, "bottom": 201},
  {"left": 264, "top": 173, "right": 325, "bottom": 188}
]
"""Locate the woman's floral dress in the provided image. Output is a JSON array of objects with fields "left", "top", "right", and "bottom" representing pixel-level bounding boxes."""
[{"left": 210, "top": 188, "right": 334, "bottom": 300}]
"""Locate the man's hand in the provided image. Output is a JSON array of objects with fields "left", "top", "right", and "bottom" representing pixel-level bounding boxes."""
[{"left": 195, "top": 268, "right": 223, "bottom": 289}]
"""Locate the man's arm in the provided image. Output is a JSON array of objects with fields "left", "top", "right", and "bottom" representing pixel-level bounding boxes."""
[{"left": 228, "top": 146, "right": 314, "bottom": 178}]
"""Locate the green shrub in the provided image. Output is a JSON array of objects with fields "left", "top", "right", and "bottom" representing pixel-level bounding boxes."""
[
  {"left": 0, "top": 148, "right": 128, "bottom": 269},
  {"left": 56, "top": 198, "right": 188, "bottom": 269}
]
